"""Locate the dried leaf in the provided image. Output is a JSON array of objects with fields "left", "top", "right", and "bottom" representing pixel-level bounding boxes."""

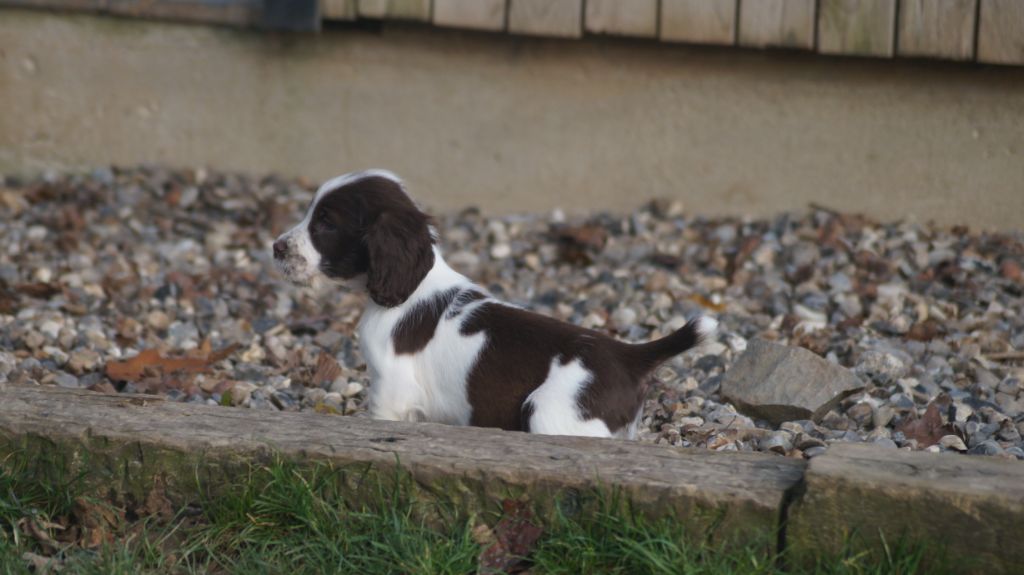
[
  {"left": 478, "top": 500, "right": 544, "bottom": 573},
  {"left": 897, "top": 397, "right": 955, "bottom": 449},
  {"left": 73, "top": 497, "right": 123, "bottom": 549},
  {"left": 105, "top": 344, "right": 238, "bottom": 382},
  {"left": 141, "top": 476, "right": 175, "bottom": 521},
  {"left": 312, "top": 353, "right": 342, "bottom": 387},
  {"left": 16, "top": 282, "right": 61, "bottom": 299}
]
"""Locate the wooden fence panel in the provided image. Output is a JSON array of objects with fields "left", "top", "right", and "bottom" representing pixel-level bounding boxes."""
[
  {"left": 433, "top": 0, "right": 506, "bottom": 31},
  {"left": 738, "top": 0, "right": 816, "bottom": 49},
  {"left": 977, "top": 0, "right": 1024, "bottom": 65},
  {"left": 585, "top": 0, "right": 658, "bottom": 38},
  {"left": 898, "top": 0, "right": 977, "bottom": 61},
  {"left": 508, "top": 0, "right": 582, "bottom": 38},
  {"left": 357, "top": 0, "right": 430, "bottom": 21},
  {"left": 818, "top": 0, "right": 897, "bottom": 57},
  {"left": 660, "top": 0, "right": 737, "bottom": 45},
  {"left": 322, "top": 0, "right": 356, "bottom": 21}
]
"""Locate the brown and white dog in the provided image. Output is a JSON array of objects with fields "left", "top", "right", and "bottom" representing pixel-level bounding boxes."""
[{"left": 273, "top": 170, "right": 716, "bottom": 438}]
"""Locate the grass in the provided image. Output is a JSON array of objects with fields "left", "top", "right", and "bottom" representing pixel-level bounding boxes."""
[{"left": 0, "top": 448, "right": 948, "bottom": 575}]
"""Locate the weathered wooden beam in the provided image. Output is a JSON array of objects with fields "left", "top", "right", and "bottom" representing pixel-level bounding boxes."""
[
  {"left": 818, "top": 0, "right": 897, "bottom": 58},
  {"left": 977, "top": 0, "right": 1024, "bottom": 65},
  {"left": 898, "top": 0, "right": 978, "bottom": 61},
  {"left": 0, "top": 385, "right": 803, "bottom": 545},
  {"left": 787, "top": 443, "right": 1024, "bottom": 574}
]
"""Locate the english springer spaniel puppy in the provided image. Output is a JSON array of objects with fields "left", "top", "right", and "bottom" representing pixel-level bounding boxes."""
[{"left": 273, "top": 170, "right": 716, "bottom": 439}]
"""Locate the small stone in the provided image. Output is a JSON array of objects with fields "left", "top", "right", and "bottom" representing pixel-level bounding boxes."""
[
  {"left": 342, "top": 381, "right": 365, "bottom": 398},
  {"left": 67, "top": 349, "right": 101, "bottom": 374},
  {"left": 996, "top": 419, "right": 1022, "bottom": 443},
  {"left": 967, "top": 440, "right": 1003, "bottom": 457},
  {"left": 873, "top": 437, "right": 898, "bottom": 449},
  {"left": 938, "top": 435, "right": 967, "bottom": 452},
  {"left": 490, "top": 243, "right": 511, "bottom": 259},
  {"left": 804, "top": 446, "right": 828, "bottom": 458},
  {"left": 873, "top": 405, "right": 895, "bottom": 428},
  {"left": 855, "top": 349, "right": 909, "bottom": 384},
  {"left": 229, "top": 382, "right": 258, "bottom": 406},
  {"left": 759, "top": 432, "right": 793, "bottom": 455},
  {"left": 147, "top": 310, "right": 171, "bottom": 330},
  {"left": 54, "top": 371, "right": 79, "bottom": 388},
  {"left": 720, "top": 340, "right": 865, "bottom": 425},
  {"left": 610, "top": 307, "right": 637, "bottom": 331},
  {"left": 847, "top": 402, "right": 874, "bottom": 428}
]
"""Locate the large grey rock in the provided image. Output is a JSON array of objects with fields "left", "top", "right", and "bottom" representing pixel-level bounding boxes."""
[{"left": 721, "top": 340, "right": 865, "bottom": 425}]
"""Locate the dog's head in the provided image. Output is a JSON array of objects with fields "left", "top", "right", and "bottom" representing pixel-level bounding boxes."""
[{"left": 273, "top": 170, "right": 435, "bottom": 307}]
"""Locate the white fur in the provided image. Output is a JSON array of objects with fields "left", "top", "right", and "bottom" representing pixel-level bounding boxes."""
[
  {"left": 358, "top": 249, "right": 488, "bottom": 425},
  {"left": 524, "top": 357, "right": 614, "bottom": 438}
]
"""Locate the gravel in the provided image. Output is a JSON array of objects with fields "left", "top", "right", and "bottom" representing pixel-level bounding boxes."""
[{"left": 1, "top": 166, "right": 1022, "bottom": 460}]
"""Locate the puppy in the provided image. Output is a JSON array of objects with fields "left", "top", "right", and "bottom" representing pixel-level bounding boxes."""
[{"left": 273, "top": 170, "right": 716, "bottom": 438}]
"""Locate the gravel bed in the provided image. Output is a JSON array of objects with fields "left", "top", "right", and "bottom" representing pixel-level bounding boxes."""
[{"left": 1, "top": 167, "right": 1022, "bottom": 460}]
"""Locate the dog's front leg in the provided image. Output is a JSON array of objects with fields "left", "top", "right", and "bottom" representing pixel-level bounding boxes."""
[{"left": 366, "top": 365, "right": 427, "bottom": 423}]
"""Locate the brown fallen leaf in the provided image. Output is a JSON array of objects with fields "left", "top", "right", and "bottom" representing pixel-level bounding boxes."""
[
  {"left": 16, "top": 282, "right": 61, "bottom": 300},
  {"left": 312, "top": 352, "right": 342, "bottom": 387},
  {"left": 897, "top": 395, "right": 956, "bottom": 449},
  {"left": 688, "top": 293, "right": 726, "bottom": 313},
  {"left": 73, "top": 497, "right": 123, "bottom": 549},
  {"left": 478, "top": 500, "right": 544, "bottom": 574},
  {"left": 140, "top": 476, "right": 175, "bottom": 521},
  {"left": 105, "top": 343, "right": 238, "bottom": 382},
  {"left": 554, "top": 224, "right": 608, "bottom": 265}
]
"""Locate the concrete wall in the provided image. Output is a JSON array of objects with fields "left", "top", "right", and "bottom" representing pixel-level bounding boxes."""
[{"left": 1, "top": 9, "right": 1023, "bottom": 228}]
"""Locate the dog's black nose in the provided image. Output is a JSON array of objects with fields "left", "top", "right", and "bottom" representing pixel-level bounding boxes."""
[{"left": 273, "top": 239, "right": 288, "bottom": 259}]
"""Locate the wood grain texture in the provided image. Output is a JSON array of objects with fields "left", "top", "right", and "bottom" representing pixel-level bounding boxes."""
[
  {"left": 977, "top": 0, "right": 1024, "bottom": 65},
  {"left": 738, "top": 0, "right": 816, "bottom": 49},
  {"left": 817, "top": 0, "right": 897, "bottom": 57},
  {"left": 898, "top": 0, "right": 977, "bottom": 61},
  {"left": 0, "top": 385, "right": 804, "bottom": 542},
  {"left": 357, "top": 0, "right": 430, "bottom": 21},
  {"left": 585, "top": 0, "right": 657, "bottom": 38},
  {"left": 433, "top": 0, "right": 506, "bottom": 31},
  {"left": 660, "top": 0, "right": 737, "bottom": 45},
  {"left": 508, "top": 0, "right": 582, "bottom": 38},
  {"left": 788, "top": 443, "right": 1024, "bottom": 574}
]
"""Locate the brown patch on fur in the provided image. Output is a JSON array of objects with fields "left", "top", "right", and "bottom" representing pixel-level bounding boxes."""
[
  {"left": 393, "top": 288, "right": 460, "bottom": 355},
  {"left": 461, "top": 308, "right": 709, "bottom": 433}
]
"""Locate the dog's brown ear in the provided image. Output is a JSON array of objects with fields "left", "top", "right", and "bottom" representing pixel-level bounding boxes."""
[{"left": 366, "top": 209, "right": 435, "bottom": 307}]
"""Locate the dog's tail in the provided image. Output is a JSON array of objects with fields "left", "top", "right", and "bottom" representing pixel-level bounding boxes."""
[{"left": 623, "top": 316, "right": 718, "bottom": 375}]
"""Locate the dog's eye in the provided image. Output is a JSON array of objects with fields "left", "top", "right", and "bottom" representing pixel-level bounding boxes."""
[{"left": 313, "top": 213, "right": 335, "bottom": 232}]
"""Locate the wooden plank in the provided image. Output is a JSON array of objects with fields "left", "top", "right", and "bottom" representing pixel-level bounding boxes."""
[
  {"left": 584, "top": 0, "right": 658, "bottom": 38},
  {"left": 898, "top": 0, "right": 977, "bottom": 61},
  {"left": 0, "top": 385, "right": 804, "bottom": 544},
  {"left": 358, "top": 0, "right": 430, "bottom": 20},
  {"left": 322, "top": 0, "right": 357, "bottom": 21},
  {"left": 508, "top": 0, "right": 582, "bottom": 38},
  {"left": 433, "top": 0, "right": 506, "bottom": 31},
  {"left": 660, "top": 0, "right": 737, "bottom": 45},
  {"left": 738, "top": 0, "right": 816, "bottom": 49},
  {"left": 818, "top": 0, "right": 897, "bottom": 57},
  {"left": 357, "top": 0, "right": 431, "bottom": 21},
  {"left": 977, "top": 0, "right": 1024, "bottom": 65},
  {"left": 0, "top": 0, "right": 282, "bottom": 28},
  {"left": 788, "top": 443, "right": 1024, "bottom": 574}
]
